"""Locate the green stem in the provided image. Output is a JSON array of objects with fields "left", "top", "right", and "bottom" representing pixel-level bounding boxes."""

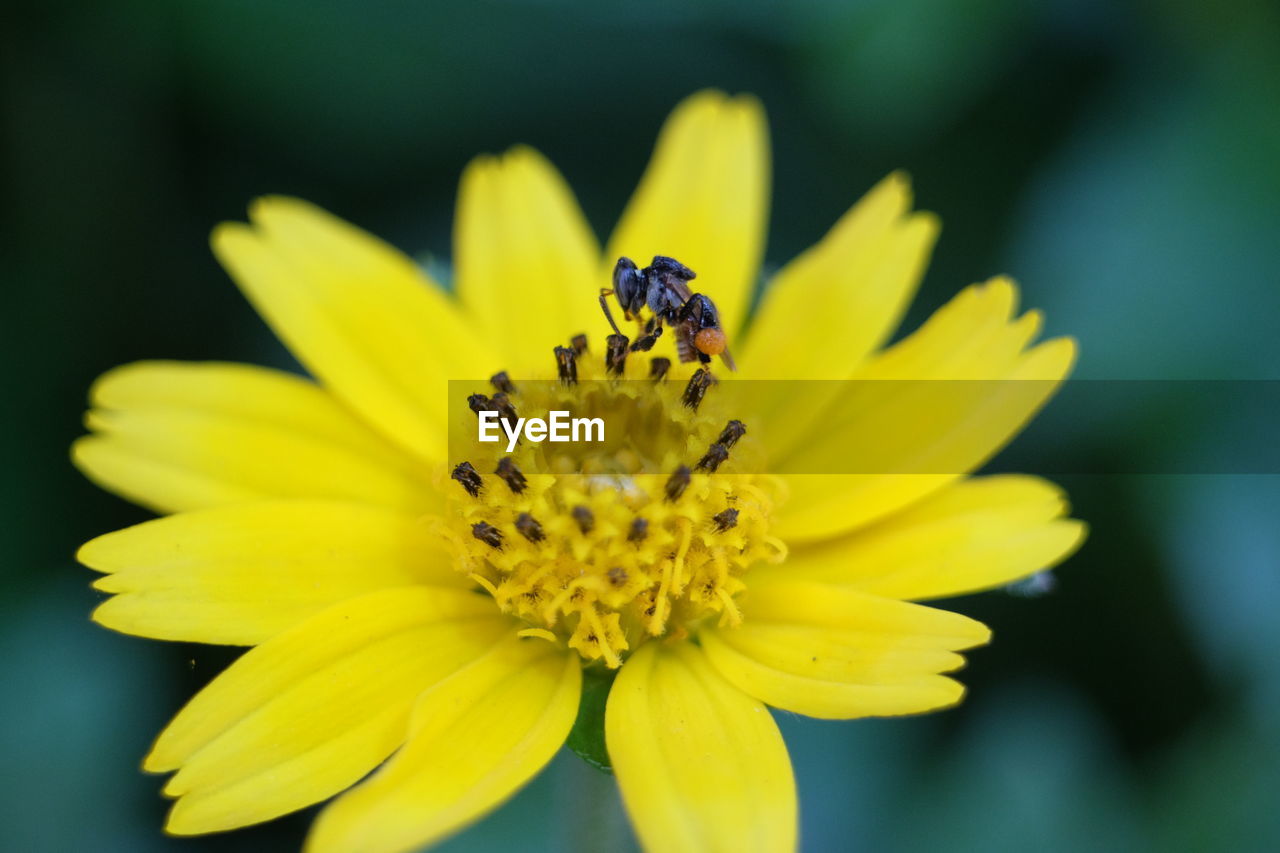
[{"left": 563, "top": 754, "right": 633, "bottom": 852}]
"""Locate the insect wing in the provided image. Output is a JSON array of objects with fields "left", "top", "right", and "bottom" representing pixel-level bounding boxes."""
[{"left": 665, "top": 276, "right": 695, "bottom": 307}]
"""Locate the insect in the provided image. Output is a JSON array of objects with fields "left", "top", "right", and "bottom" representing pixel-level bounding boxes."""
[{"left": 599, "top": 255, "right": 737, "bottom": 371}]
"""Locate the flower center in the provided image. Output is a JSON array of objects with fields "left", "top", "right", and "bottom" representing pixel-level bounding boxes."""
[{"left": 439, "top": 332, "right": 785, "bottom": 668}]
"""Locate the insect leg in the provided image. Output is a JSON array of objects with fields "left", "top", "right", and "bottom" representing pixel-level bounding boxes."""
[
  {"left": 631, "top": 316, "right": 664, "bottom": 352},
  {"left": 598, "top": 288, "right": 625, "bottom": 337}
]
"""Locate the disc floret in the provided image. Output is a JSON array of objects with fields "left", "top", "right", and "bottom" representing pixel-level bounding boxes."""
[{"left": 440, "top": 334, "right": 785, "bottom": 667}]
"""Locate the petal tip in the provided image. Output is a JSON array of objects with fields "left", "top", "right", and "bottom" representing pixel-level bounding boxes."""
[
  {"left": 142, "top": 748, "right": 177, "bottom": 776},
  {"left": 1060, "top": 517, "right": 1090, "bottom": 557},
  {"left": 69, "top": 434, "right": 103, "bottom": 476},
  {"left": 880, "top": 169, "right": 914, "bottom": 202},
  {"left": 1031, "top": 335, "right": 1080, "bottom": 378},
  {"left": 162, "top": 801, "right": 207, "bottom": 837},
  {"left": 75, "top": 535, "right": 107, "bottom": 570},
  {"left": 208, "top": 221, "right": 257, "bottom": 258},
  {"left": 909, "top": 209, "right": 942, "bottom": 242},
  {"left": 247, "top": 194, "right": 314, "bottom": 227}
]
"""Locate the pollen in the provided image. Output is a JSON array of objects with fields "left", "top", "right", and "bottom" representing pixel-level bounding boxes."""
[{"left": 439, "top": 333, "right": 786, "bottom": 668}]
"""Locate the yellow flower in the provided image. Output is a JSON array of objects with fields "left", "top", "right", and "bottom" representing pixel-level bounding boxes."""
[{"left": 73, "top": 91, "right": 1086, "bottom": 852}]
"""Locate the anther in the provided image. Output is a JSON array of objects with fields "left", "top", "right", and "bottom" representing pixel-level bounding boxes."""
[
  {"left": 665, "top": 465, "right": 691, "bottom": 501},
  {"left": 450, "top": 461, "right": 482, "bottom": 497},
  {"left": 605, "top": 334, "right": 629, "bottom": 376},
  {"left": 471, "top": 521, "right": 503, "bottom": 550},
  {"left": 572, "top": 505, "right": 595, "bottom": 534},
  {"left": 682, "top": 368, "right": 713, "bottom": 409},
  {"left": 554, "top": 346, "right": 578, "bottom": 385},
  {"left": 490, "top": 371, "right": 515, "bottom": 394},
  {"left": 649, "top": 357, "right": 671, "bottom": 382},
  {"left": 607, "top": 567, "right": 628, "bottom": 588},
  {"left": 515, "top": 512, "right": 546, "bottom": 543},
  {"left": 713, "top": 508, "right": 739, "bottom": 532},
  {"left": 495, "top": 457, "right": 527, "bottom": 494},
  {"left": 696, "top": 442, "right": 730, "bottom": 472},
  {"left": 628, "top": 517, "right": 649, "bottom": 543},
  {"left": 570, "top": 334, "right": 589, "bottom": 355},
  {"left": 491, "top": 392, "right": 518, "bottom": 432},
  {"left": 717, "top": 419, "right": 746, "bottom": 448},
  {"left": 467, "top": 393, "right": 492, "bottom": 416}
]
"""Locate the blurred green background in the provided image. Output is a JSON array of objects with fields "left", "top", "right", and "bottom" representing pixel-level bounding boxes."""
[{"left": 4, "top": 0, "right": 1279, "bottom": 850}]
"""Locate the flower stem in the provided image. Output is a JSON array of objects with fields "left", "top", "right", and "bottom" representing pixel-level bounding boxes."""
[{"left": 563, "top": 753, "right": 634, "bottom": 852}]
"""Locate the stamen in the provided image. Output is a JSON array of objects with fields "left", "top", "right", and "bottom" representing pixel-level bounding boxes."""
[
  {"left": 607, "top": 566, "right": 628, "bottom": 588},
  {"left": 717, "top": 419, "right": 746, "bottom": 448},
  {"left": 491, "top": 392, "right": 519, "bottom": 433},
  {"left": 543, "top": 578, "right": 588, "bottom": 624},
  {"left": 628, "top": 517, "right": 649, "bottom": 543},
  {"left": 606, "top": 334, "right": 629, "bottom": 376},
  {"left": 471, "top": 521, "right": 503, "bottom": 550},
  {"left": 672, "top": 517, "right": 693, "bottom": 593},
  {"left": 495, "top": 458, "right": 527, "bottom": 494},
  {"left": 467, "top": 393, "right": 492, "bottom": 417},
  {"left": 515, "top": 512, "right": 546, "bottom": 543},
  {"left": 583, "top": 607, "right": 622, "bottom": 668},
  {"left": 649, "top": 558, "right": 674, "bottom": 635},
  {"left": 572, "top": 505, "right": 594, "bottom": 534},
  {"left": 490, "top": 371, "right": 515, "bottom": 394},
  {"left": 554, "top": 346, "right": 578, "bottom": 384},
  {"left": 570, "top": 333, "right": 589, "bottom": 355},
  {"left": 696, "top": 442, "right": 730, "bottom": 472},
  {"left": 649, "top": 357, "right": 671, "bottom": 382},
  {"left": 715, "top": 588, "right": 743, "bottom": 627},
  {"left": 713, "top": 508, "right": 739, "bottom": 532},
  {"left": 469, "top": 572, "right": 501, "bottom": 599},
  {"left": 682, "top": 368, "right": 713, "bottom": 409},
  {"left": 450, "top": 461, "right": 482, "bottom": 497},
  {"left": 665, "top": 465, "right": 691, "bottom": 501}
]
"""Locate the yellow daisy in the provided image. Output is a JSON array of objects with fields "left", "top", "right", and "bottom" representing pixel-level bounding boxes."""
[{"left": 73, "top": 90, "right": 1086, "bottom": 852}]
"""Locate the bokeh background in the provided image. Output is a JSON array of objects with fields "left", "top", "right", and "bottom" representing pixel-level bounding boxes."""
[{"left": 5, "top": 1, "right": 1279, "bottom": 850}]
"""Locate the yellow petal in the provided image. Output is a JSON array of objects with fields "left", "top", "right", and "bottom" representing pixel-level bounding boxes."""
[
  {"left": 79, "top": 500, "right": 466, "bottom": 645},
  {"left": 740, "top": 172, "right": 939, "bottom": 378},
  {"left": 772, "top": 278, "right": 1077, "bottom": 540},
  {"left": 606, "top": 641, "right": 796, "bottom": 853},
  {"left": 605, "top": 90, "right": 769, "bottom": 337},
  {"left": 455, "top": 146, "right": 601, "bottom": 367},
  {"left": 763, "top": 475, "right": 1086, "bottom": 600},
  {"left": 213, "top": 199, "right": 489, "bottom": 464},
  {"left": 854, "top": 276, "right": 1048, "bottom": 381},
  {"left": 72, "top": 361, "right": 432, "bottom": 515},
  {"left": 307, "top": 636, "right": 580, "bottom": 853},
  {"left": 151, "top": 587, "right": 510, "bottom": 835},
  {"left": 701, "top": 578, "right": 990, "bottom": 720}
]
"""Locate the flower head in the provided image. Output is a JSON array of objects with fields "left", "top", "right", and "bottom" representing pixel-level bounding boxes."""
[{"left": 74, "top": 91, "right": 1085, "bottom": 852}]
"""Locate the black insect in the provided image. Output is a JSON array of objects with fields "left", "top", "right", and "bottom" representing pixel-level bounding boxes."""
[{"left": 599, "top": 256, "right": 737, "bottom": 370}]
